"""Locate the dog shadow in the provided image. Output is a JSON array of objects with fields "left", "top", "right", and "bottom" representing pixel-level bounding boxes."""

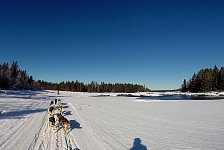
[
  {"left": 70, "top": 120, "right": 82, "bottom": 130},
  {"left": 63, "top": 105, "right": 69, "bottom": 109},
  {"left": 63, "top": 110, "right": 72, "bottom": 116}
]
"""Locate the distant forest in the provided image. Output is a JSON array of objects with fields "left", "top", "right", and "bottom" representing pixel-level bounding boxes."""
[
  {"left": 181, "top": 66, "right": 224, "bottom": 92},
  {"left": 0, "top": 61, "right": 149, "bottom": 93},
  {"left": 38, "top": 80, "right": 149, "bottom": 93}
]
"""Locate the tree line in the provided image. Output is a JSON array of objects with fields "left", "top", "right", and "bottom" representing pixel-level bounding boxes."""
[
  {"left": 0, "top": 61, "right": 149, "bottom": 92},
  {"left": 181, "top": 65, "right": 224, "bottom": 92},
  {"left": 4, "top": 61, "right": 223, "bottom": 93},
  {"left": 0, "top": 61, "right": 39, "bottom": 90},
  {"left": 38, "top": 80, "right": 149, "bottom": 93}
]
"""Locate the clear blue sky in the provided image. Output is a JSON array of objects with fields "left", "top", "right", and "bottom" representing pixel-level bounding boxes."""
[{"left": 0, "top": 0, "right": 224, "bottom": 90}]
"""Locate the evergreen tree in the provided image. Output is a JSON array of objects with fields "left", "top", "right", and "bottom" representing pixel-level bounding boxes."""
[
  {"left": 212, "top": 65, "right": 219, "bottom": 90},
  {"left": 10, "top": 61, "right": 18, "bottom": 79},
  {"left": 1, "top": 63, "right": 10, "bottom": 89},
  {"left": 181, "top": 79, "right": 187, "bottom": 92},
  {"left": 220, "top": 67, "right": 224, "bottom": 90},
  {"left": 189, "top": 74, "right": 198, "bottom": 92},
  {"left": 28, "top": 76, "right": 34, "bottom": 86},
  {"left": 199, "top": 69, "right": 213, "bottom": 92}
]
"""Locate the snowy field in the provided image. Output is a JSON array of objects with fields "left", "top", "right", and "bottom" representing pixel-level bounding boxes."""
[{"left": 0, "top": 90, "right": 224, "bottom": 150}]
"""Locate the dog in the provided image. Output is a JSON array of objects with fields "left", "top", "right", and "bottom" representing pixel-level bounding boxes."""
[
  {"left": 58, "top": 104, "right": 62, "bottom": 114},
  {"left": 50, "top": 100, "right": 54, "bottom": 106},
  {"left": 49, "top": 114, "right": 55, "bottom": 127},
  {"left": 56, "top": 113, "right": 71, "bottom": 132},
  {"left": 49, "top": 106, "right": 54, "bottom": 114}
]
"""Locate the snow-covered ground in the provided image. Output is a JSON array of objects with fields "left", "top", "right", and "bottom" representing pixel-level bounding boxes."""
[{"left": 1, "top": 90, "right": 224, "bottom": 150}]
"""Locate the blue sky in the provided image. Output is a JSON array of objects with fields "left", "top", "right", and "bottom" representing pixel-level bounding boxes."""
[{"left": 0, "top": 0, "right": 224, "bottom": 90}]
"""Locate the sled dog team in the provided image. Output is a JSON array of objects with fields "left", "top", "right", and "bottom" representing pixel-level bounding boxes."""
[{"left": 48, "top": 99, "right": 71, "bottom": 132}]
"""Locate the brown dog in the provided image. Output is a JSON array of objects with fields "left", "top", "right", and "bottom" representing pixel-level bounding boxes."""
[
  {"left": 56, "top": 113, "right": 71, "bottom": 131},
  {"left": 49, "top": 115, "right": 55, "bottom": 127},
  {"left": 58, "top": 104, "right": 62, "bottom": 114}
]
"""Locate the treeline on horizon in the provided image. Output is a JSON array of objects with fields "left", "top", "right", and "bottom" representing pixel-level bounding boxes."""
[
  {"left": 0, "top": 61, "right": 149, "bottom": 93},
  {"left": 38, "top": 80, "right": 149, "bottom": 93},
  {"left": 2, "top": 61, "right": 224, "bottom": 93},
  {"left": 181, "top": 65, "right": 224, "bottom": 92}
]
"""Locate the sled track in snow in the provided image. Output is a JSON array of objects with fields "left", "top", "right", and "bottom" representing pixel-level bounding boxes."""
[
  {"left": 33, "top": 111, "right": 81, "bottom": 150},
  {"left": 0, "top": 97, "right": 81, "bottom": 150},
  {"left": 28, "top": 112, "right": 48, "bottom": 150},
  {"left": 0, "top": 115, "right": 32, "bottom": 149},
  {"left": 0, "top": 101, "right": 46, "bottom": 150}
]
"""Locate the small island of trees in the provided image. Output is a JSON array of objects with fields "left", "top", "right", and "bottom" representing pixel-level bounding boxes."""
[{"left": 181, "top": 65, "right": 224, "bottom": 92}]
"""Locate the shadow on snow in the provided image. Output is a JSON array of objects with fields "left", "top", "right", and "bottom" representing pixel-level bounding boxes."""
[
  {"left": 63, "top": 110, "right": 72, "bottom": 116},
  {"left": 0, "top": 108, "right": 46, "bottom": 119},
  {"left": 70, "top": 119, "right": 82, "bottom": 130},
  {"left": 130, "top": 138, "right": 147, "bottom": 150}
]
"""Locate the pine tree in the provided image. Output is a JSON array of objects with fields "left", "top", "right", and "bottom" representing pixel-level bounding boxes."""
[
  {"left": 189, "top": 74, "right": 198, "bottom": 92},
  {"left": 220, "top": 67, "right": 224, "bottom": 90},
  {"left": 10, "top": 61, "right": 18, "bottom": 79},
  {"left": 212, "top": 65, "right": 219, "bottom": 90},
  {"left": 181, "top": 79, "right": 187, "bottom": 92},
  {"left": 200, "top": 69, "right": 213, "bottom": 92},
  {"left": 28, "top": 76, "right": 34, "bottom": 87},
  {"left": 1, "top": 63, "right": 10, "bottom": 89}
]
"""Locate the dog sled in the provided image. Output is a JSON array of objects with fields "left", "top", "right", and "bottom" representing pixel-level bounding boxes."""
[{"left": 48, "top": 99, "right": 71, "bottom": 133}]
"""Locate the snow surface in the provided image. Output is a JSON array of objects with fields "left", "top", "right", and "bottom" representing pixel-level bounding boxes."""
[{"left": 1, "top": 90, "right": 224, "bottom": 150}]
